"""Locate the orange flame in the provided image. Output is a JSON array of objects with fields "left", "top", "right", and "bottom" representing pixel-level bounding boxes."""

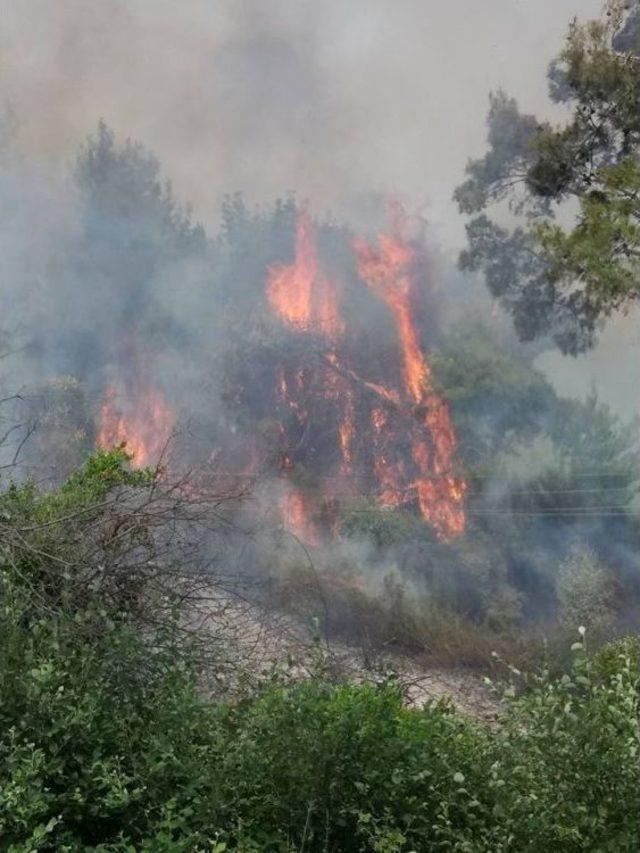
[
  {"left": 267, "top": 211, "right": 343, "bottom": 340},
  {"left": 338, "top": 390, "right": 356, "bottom": 475},
  {"left": 281, "top": 486, "right": 319, "bottom": 546},
  {"left": 354, "top": 215, "right": 466, "bottom": 539},
  {"left": 265, "top": 205, "right": 465, "bottom": 542},
  {"left": 353, "top": 233, "right": 430, "bottom": 403},
  {"left": 268, "top": 217, "right": 350, "bottom": 544},
  {"left": 371, "top": 407, "right": 403, "bottom": 508},
  {"left": 323, "top": 352, "right": 356, "bottom": 476},
  {"left": 97, "top": 384, "right": 173, "bottom": 468}
]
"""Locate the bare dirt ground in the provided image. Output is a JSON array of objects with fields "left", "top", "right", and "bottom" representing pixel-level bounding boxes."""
[{"left": 191, "top": 591, "right": 501, "bottom": 722}]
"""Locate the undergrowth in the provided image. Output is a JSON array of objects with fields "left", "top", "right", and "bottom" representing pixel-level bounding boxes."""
[{"left": 0, "top": 454, "right": 638, "bottom": 851}]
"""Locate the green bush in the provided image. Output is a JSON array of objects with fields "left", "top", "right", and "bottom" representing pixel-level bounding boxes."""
[
  {"left": 489, "top": 637, "right": 640, "bottom": 851},
  {"left": 593, "top": 634, "right": 640, "bottom": 686},
  {"left": 557, "top": 549, "right": 617, "bottom": 637},
  {"left": 1, "top": 611, "right": 638, "bottom": 850},
  {"left": 0, "top": 457, "right": 638, "bottom": 850}
]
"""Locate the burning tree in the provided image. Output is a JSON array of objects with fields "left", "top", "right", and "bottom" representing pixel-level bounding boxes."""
[
  {"left": 97, "top": 375, "right": 174, "bottom": 468},
  {"left": 228, "top": 205, "right": 467, "bottom": 542},
  {"left": 66, "top": 127, "right": 464, "bottom": 543}
]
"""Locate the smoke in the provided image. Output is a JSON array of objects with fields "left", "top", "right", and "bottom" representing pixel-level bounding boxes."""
[
  {"left": 0, "top": 0, "right": 637, "bottom": 652},
  {"left": 2, "top": 0, "right": 602, "bottom": 243},
  {"left": 9, "top": 0, "right": 636, "bottom": 417}
]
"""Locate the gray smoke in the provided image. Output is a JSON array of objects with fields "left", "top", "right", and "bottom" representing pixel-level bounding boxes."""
[
  {"left": 6, "top": 0, "right": 635, "bottom": 419},
  {"left": 1, "top": 0, "right": 601, "bottom": 242},
  {"left": 1, "top": 1, "right": 639, "bottom": 655}
]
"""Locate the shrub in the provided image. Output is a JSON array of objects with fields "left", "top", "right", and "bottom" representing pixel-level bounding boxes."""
[
  {"left": 593, "top": 634, "right": 640, "bottom": 686},
  {"left": 557, "top": 549, "right": 617, "bottom": 637},
  {"left": 490, "top": 636, "right": 640, "bottom": 851},
  {"left": 0, "top": 458, "right": 639, "bottom": 850},
  {"left": 1, "top": 617, "right": 638, "bottom": 850}
]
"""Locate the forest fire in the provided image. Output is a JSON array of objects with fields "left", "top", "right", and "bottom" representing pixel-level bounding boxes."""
[
  {"left": 266, "top": 209, "right": 467, "bottom": 541},
  {"left": 267, "top": 210, "right": 343, "bottom": 341},
  {"left": 94, "top": 207, "right": 465, "bottom": 541},
  {"left": 281, "top": 485, "right": 319, "bottom": 546},
  {"left": 338, "top": 389, "right": 356, "bottom": 475},
  {"left": 353, "top": 233, "right": 428, "bottom": 403},
  {"left": 97, "top": 384, "right": 173, "bottom": 468},
  {"left": 354, "top": 226, "right": 467, "bottom": 538}
]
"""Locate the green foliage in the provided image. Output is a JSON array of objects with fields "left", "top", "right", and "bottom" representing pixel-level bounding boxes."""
[
  {"left": 454, "top": 91, "right": 543, "bottom": 215},
  {"left": 22, "top": 377, "right": 96, "bottom": 485},
  {"left": 1, "top": 459, "right": 639, "bottom": 850},
  {"left": 339, "top": 500, "right": 430, "bottom": 548},
  {"left": 60, "top": 446, "right": 154, "bottom": 500},
  {"left": 548, "top": 392, "right": 638, "bottom": 477},
  {"left": 503, "top": 392, "right": 639, "bottom": 518},
  {"left": 1, "top": 581, "right": 638, "bottom": 851},
  {"left": 428, "top": 328, "right": 637, "bottom": 632},
  {"left": 0, "top": 449, "right": 159, "bottom": 632},
  {"left": 490, "top": 639, "right": 640, "bottom": 850},
  {"left": 59, "top": 121, "right": 210, "bottom": 404},
  {"left": 1, "top": 447, "right": 151, "bottom": 533},
  {"left": 430, "top": 324, "right": 638, "bottom": 496},
  {"left": 76, "top": 120, "right": 205, "bottom": 253},
  {"left": 456, "top": 2, "right": 640, "bottom": 353},
  {"left": 534, "top": 156, "right": 640, "bottom": 316},
  {"left": 593, "top": 634, "right": 640, "bottom": 684},
  {"left": 0, "top": 597, "right": 212, "bottom": 851},
  {"left": 431, "top": 324, "right": 555, "bottom": 461}
]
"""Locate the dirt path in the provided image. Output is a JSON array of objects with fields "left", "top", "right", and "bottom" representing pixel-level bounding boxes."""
[{"left": 192, "top": 591, "right": 501, "bottom": 721}]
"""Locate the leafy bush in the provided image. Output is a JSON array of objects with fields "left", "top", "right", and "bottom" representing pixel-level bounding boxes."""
[
  {"left": 1, "top": 611, "right": 638, "bottom": 850},
  {"left": 557, "top": 549, "right": 617, "bottom": 637},
  {"left": 593, "top": 634, "right": 640, "bottom": 686},
  {"left": 488, "top": 636, "right": 640, "bottom": 851},
  {"left": 0, "top": 457, "right": 638, "bottom": 850}
]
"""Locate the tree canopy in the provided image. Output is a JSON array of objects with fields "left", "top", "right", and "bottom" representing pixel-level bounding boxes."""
[{"left": 456, "top": 1, "right": 640, "bottom": 354}]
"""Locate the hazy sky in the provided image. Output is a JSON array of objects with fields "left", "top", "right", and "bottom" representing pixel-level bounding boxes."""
[
  {"left": 3, "top": 0, "right": 603, "bottom": 243},
  {"left": 3, "top": 0, "right": 638, "bottom": 417}
]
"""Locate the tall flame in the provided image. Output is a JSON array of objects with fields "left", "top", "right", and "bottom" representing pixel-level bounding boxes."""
[
  {"left": 324, "top": 351, "right": 356, "bottom": 476},
  {"left": 265, "top": 206, "right": 466, "bottom": 543},
  {"left": 281, "top": 485, "right": 319, "bottom": 546},
  {"left": 353, "top": 233, "right": 430, "bottom": 403},
  {"left": 371, "top": 407, "right": 404, "bottom": 508},
  {"left": 97, "top": 384, "right": 173, "bottom": 468},
  {"left": 354, "top": 218, "right": 466, "bottom": 539},
  {"left": 338, "top": 389, "right": 356, "bottom": 475},
  {"left": 267, "top": 211, "right": 343, "bottom": 340}
]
